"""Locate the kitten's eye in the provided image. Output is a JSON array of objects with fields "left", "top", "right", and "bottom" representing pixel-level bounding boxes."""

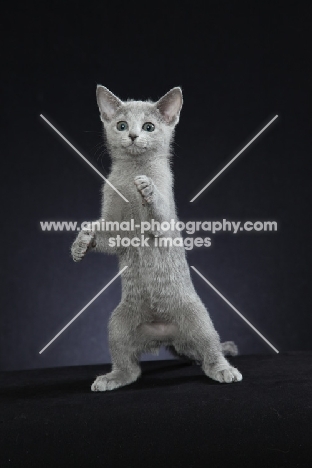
[
  {"left": 117, "top": 121, "right": 128, "bottom": 131},
  {"left": 142, "top": 122, "right": 155, "bottom": 132}
]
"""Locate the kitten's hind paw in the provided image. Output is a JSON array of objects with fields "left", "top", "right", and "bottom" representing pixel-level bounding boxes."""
[
  {"left": 91, "top": 375, "right": 115, "bottom": 392},
  {"left": 206, "top": 364, "right": 243, "bottom": 384},
  {"left": 91, "top": 370, "right": 140, "bottom": 392}
]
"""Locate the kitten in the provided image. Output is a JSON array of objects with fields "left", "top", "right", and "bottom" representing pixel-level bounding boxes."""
[{"left": 71, "top": 86, "right": 242, "bottom": 391}]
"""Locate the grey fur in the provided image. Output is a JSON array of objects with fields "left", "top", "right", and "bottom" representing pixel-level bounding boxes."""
[{"left": 71, "top": 86, "right": 243, "bottom": 391}]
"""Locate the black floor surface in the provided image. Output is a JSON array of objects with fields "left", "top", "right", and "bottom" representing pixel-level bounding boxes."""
[{"left": 1, "top": 352, "right": 311, "bottom": 467}]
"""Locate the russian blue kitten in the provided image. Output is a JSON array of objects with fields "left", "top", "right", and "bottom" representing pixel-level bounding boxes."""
[{"left": 71, "top": 86, "right": 242, "bottom": 391}]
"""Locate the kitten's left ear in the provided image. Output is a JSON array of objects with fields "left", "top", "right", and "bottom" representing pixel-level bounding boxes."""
[
  {"left": 96, "top": 85, "right": 122, "bottom": 122},
  {"left": 156, "top": 87, "right": 183, "bottom": 125}
]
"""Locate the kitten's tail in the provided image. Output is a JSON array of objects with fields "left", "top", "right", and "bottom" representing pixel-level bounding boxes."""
[
  {"left": 167, "top": 341, "right": 239, "bottom": 362},
  {"left": 221, "top": 341, "right": 238, "bottom": 356}
]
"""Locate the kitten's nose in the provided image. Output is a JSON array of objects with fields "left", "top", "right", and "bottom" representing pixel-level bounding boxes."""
[{"left": 129, "top": 133, "right": 138, "bottom": 141}]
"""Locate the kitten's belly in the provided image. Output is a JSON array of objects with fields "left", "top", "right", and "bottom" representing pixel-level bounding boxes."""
[
  {"left": 139, "top": 322, "right": 178, "bottom": 340},
  {"left": 120, "top": 244, "right": 192, "bottom": 297}
]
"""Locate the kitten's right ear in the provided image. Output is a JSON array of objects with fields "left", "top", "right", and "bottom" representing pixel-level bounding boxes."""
[{"left": 96, "top": 85, "right": 122, "bottom": 122}]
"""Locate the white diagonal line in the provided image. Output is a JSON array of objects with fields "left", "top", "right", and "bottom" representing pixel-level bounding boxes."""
[
  {"left": 39, "top": 266, "right": 128, "bottom": 354},
  {"left": 190, "top": 115, "right": 278, "bottom": 202},
  {"left": 191, "top": 266, "right": 279, "bottom": 353},
  {"left": 40, "top": 114, "right": 129, "bottom": 203}
]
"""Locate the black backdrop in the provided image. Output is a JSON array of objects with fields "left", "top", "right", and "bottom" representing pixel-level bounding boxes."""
[{"left": 1, "top": 1, "right": 311, "bottom": 371}]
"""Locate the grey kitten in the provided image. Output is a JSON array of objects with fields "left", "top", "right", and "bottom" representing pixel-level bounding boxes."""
[{"left": 71, "top": 86, "right": 242, "bottom": 391}]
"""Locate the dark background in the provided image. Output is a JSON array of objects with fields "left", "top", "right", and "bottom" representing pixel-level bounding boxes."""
[{"left": 1, "top": 1, "right": 311, "bottom": 371}]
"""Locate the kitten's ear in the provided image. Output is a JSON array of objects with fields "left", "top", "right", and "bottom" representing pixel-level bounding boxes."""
[
  {"left": 96, "top": 85, "right": 122, "bottom": 121},
  {"left": 156, "top": 87, "right": 183, "bottom": 125}
]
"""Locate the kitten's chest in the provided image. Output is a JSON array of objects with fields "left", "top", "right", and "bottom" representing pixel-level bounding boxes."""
[
  {"left": 103, "top": 176, "right": 147, "bottom": 222},
  {"left": 104, "top": 163, "right": 171, "bottom": 220}
]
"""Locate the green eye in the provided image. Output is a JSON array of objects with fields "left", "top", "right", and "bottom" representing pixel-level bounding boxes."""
[
  {"left": 117, "top": 121, "right": 128, "bottom": 131},
  {"left": 142, "top": 122, "right": 155, "bottom": 132}
]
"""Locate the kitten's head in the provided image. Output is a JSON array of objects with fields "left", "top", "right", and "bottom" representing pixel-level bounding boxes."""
[{"left": 96, "top": 86, "right": 183, "bottom": 158}]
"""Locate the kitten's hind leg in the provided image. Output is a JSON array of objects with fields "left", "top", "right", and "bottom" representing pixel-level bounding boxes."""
[
  {"left": 91, "top": 305, "right": 142, "bottom": 392},
  {"left": 172, "top": 303, "right": 242, "bottom": 384},
  {"left": 91, "top": 343, "right": 141, "bottom": 392},
  {"left": 173, "top": 336, "right": 242, "bottom": 384},
  {"left": 168, "top": 341, "right": 238, "bottom": 362},
  {"left": 91, "top": 358, "right": 141, "bottom": 392}
]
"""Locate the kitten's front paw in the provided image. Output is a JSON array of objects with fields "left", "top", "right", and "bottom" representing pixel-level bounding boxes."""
[
  {"left": 71, "top": 226, "right": 96, "bottom": 262},
  {"left": 134, "top": 175, "right": 154, "bottom": 204}
]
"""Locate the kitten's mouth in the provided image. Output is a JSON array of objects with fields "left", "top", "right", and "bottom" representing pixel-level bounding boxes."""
[{"left": 123, "top": 142, "right": 147, "bottom": 154}]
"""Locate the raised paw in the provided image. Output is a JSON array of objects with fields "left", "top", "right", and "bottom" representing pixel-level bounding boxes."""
[
  {"left": 207, "top": 364, "right": 243, "bottom": 384},
  {"left": 134, "top": 175, "right": 154, "bottom": 204},
  {"left": 71, "top": 226, "right": 96, "bottom": 262}
]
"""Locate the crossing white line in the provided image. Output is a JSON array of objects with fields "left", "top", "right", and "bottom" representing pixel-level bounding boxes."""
[
  {"left": 190, "top": 115, "right": 278, "bottom": 202},
  {"left": 40, "top": 114, "right": 129, "bottom": 202},
  {"left": 191, "top": 266, "right": 279, "bottom": 353},
  {"left": 39, "top": 267, "right": 128, "bottom": 354}
]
